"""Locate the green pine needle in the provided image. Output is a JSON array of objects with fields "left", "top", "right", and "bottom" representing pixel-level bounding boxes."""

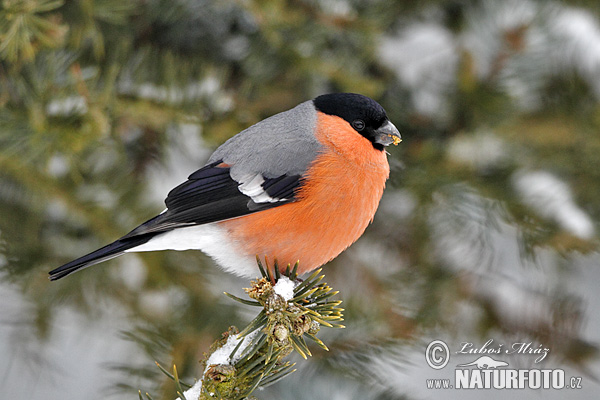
[
  {"left": 223, "top": 291, "right": 262, "bottom": 306},
  {"left": 237, "top": 311, "right": 267, "bottom": 338},
  {"left": 154, "top": 362, "right": 192, "bottom": 388},
  {"left": 255, "top": 256, "right": 267, "bottom": 278},
  {"left": 173, "top": 365, "right": 187, "bottom": 400},
  {"left": 304, "top": 333, "right": 329, "bottom": 351},
  {"left": 147, "top": 260, "right": 343, "bottom": 399}
]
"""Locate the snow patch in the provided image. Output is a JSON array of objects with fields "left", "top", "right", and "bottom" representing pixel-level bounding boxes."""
[
  {"left": 553, "top": 7, "right": 600, "bottom": 98},
  {"left": 181, "top": 330, "right": 260, "bottom": 399},
  {"left": 46, "top": 96, "right": 88, "bottom": 116},
  {"left": 183, "top": 380, "right": 203, "bottom": 400},
  {"left": 203, "top": 329, "right": 260, "bottom": 374},
  {"left": 379, "top": 22, "right": 458, "bottom": 122},
  {"left": 447, "top": 131, "right": 508, "bottom": 171},
  {"left": 513, "top": 170, "right": 595, "bottom": 239},
  {"left": 274, "top": 277, "right": 295, "bottom": 301}
]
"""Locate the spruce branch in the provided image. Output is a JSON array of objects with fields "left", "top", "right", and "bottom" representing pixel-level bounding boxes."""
[
  {"left": 0, "top": 0, "right": 67, "bottom": 63},
  {"left": 146, "top": 261, "right": 344, "bottom": 400}
]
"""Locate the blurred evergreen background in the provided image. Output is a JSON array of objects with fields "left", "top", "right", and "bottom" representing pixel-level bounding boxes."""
[{"left": 1, "top": 0, "right": 599, "bottom": 399}]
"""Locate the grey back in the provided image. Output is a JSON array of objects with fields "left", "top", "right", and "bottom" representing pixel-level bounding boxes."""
[{"left": 208, "top": 101, "right": 322, "bottom": 180}]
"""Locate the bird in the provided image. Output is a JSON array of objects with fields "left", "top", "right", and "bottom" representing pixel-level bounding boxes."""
[{"left": 49, "top": 93, "right": 401, "bottom": 281}]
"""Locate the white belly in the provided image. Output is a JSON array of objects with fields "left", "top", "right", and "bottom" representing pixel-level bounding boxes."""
[{"left": 125, "top": 223, "right": 258, "bottom": 277}]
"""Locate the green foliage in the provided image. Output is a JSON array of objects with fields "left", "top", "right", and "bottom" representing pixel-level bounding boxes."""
[
  {"left": 0, "top": 0, "right": 66, "bottom": 63},
  {"left": 1, "top": 1, "right": 600, "bottom": 398},
  {"left": 143, "top": 262, "right": 343, "bottom": 400}
]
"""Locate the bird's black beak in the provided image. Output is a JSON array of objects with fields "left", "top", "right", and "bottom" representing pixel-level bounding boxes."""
[{"left": 374, "top": 120, "right": 402, "bottom": 146}]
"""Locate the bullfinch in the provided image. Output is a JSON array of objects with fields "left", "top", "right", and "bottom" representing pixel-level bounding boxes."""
[{"left": 49, "top": 93, "right": 401, "bottom": 280}]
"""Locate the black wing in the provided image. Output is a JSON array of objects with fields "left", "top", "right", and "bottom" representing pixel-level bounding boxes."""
[
  {"left": 124, "top": 160, "right": 302, "bottom": 236},
  {"left": 49, "top": 160, "right": 302, "bottom": 280}
]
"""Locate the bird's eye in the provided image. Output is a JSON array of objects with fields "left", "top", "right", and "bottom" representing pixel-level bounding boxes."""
[{"left": 352, "top": 119, "right": 365, "bottom": 131}]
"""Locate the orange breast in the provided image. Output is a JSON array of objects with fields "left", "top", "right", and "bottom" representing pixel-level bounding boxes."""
[{"left": 219, "top": 112, "right": 390, "bottom": 275}]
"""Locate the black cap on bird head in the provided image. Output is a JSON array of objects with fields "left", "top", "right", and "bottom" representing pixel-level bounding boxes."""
[{"left": 313, "top": 93, "right": 401, "bottom": 150}]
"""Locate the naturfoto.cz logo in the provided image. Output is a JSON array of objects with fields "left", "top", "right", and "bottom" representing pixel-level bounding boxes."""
[{"left": 424, "top": 339, "right": 583, "bottom": 390}]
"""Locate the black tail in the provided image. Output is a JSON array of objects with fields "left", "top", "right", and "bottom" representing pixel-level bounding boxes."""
[{"left": 48, "top": 234, "right": 156, "bottom": 281}]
